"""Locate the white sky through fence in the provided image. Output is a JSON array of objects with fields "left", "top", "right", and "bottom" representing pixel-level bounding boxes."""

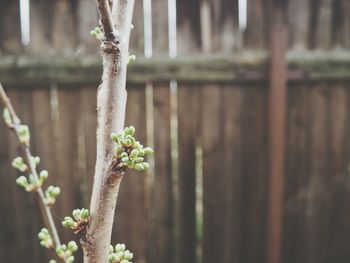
[
  {"left": 19, "top": 0, "right": 30, "bottom": 46},
  {"left": 143, "top": 0, "right": 153, "bottom": 58},
  {"left": 238, "top": 0, "right": 247, "bottom": 31}
]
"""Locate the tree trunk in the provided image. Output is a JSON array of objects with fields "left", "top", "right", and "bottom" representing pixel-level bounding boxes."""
[{"left": 82, "top": 1, "right": 135, "bottom": 262}]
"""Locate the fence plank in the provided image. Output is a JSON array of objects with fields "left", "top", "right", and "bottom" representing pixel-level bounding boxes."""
[
  {"left": 282, "top": 84, "right": 310, "bottom": 263},
  {"left": 76, "top": 0, "right": 99, "bottom": 53},
  {"left": 29, "top": 0, "right": 53, "bottom": 54},
  {"left": 239, "top": 85, "right": 268, "bottom": 263},
  {"left": 113, "top": 86, "right": 148, "bottom": 263},
  {"left": 0, "top": 0, "right": 21, "bottom": 52},
  {"left": 244, "top": 0, "right": 268, "bottom": 48},
  {"left": 287, "top": 0, "right": 311, "bottom": 49},
  {"left": 201, "top": 85, "right": 227, "bottom": 263},
  {"left": 152, "top": 85, "right": 173, "bottom": 263},
  {"left": 176, "top": 0, "right": 201, "bottom": 53},
  {"left": 305, "top": 85, "right": 331, "bottom": 263},
  {"left": 129, "top": 0, "right": 144, "bottom": 55},
  {"left": 222, "top": 86, "right": 243, "bottom": 263},
  {"left": 310, "top": 0, "right": 333, "bottom": 48},
  {"left": 177, "top": 85, "right": 198, "bottom": 263},
  {"left": 151, "top": 1, "right": 173, "bottom": 262}
]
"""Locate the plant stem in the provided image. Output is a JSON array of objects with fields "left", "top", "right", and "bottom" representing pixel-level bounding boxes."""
[{"left": 0, "top": 82, "right": 62, "bottom": 259}]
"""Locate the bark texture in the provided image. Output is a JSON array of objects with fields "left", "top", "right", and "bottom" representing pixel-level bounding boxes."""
[{"left": 83, "top": 1, "right": 135, "bottom": 262}]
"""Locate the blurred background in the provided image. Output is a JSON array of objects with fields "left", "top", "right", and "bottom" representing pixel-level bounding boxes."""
[{"left": 1, "top": 0, "right": 350, "bottom": 262}]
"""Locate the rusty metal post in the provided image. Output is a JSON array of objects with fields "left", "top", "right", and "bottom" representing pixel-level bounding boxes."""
[{"left": 267, "top": 10, "right": 288, "bottom": 263}]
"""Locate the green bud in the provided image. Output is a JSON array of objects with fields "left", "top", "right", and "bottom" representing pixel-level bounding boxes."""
[
  {"left": 109, "top": 253, "right": 118, "bottom": 262},
  {"left": 18, "top": 125, "right": 30, "bottom": 145},
  {"left": 38, "top": 228, "right": 53, "bottom": 249},
  {"left": 62, "top": 217, "right": 75, "bottom": 228},
  {"left": 124, "top": 126, "right": 135, "bottom": 136},
  {"left": 109, "top": 245, "right": 114, "bottom": 253},
  {"left": 111, "top": 133, "right": 119, "bottom": 143},
  {"left": 122, "top": 156, "right": 129, "bottom": 163},
  {"left": 72, "top": 209, "right": 81, "bottom": 221},
  {"left": 130, "top": 149, "right": 138, "bottom": 157},
  {"left": 115, "top": 146, "right": 123, "bottom": 154},
  {"left": 142, "top": 162, "right": 150, "bottom": 170},
  {"left": 137, "top": 150, "right": 145, "bottom": 156},
  {"left": 49, "top": 260, "right": 57, "bottom": 263},
  {"left": 116, "top": 252, "right": 124, "bottom": 259},
  {"left": 121, "top": 260, "right": 129, "bottom": 263},
  {"left": 124, "top": 250, "right": 133, "bottom": 260},
  {"left": 134, "top": 141, "right": 142, "bottom": 149},
  {"left": 80, "top": 208, "right": 90, "bottom": 220},
  {"left": 121, "top": 152, "right": 128, "bottom": 158},
  {"left": 56, "top": 245, "right": 65, "bottom": 257},
  {"left": 51, "top": 186, "right": 61, "bottom": 197},
  {"left": 67, "top": 255, "right": 75, "bottom": 263},
  {"left": 16, "top": 176, "right": 29, "bottom": 188},
  {"left": 127, "top": 54, "right": 136, "bottom": 65},
  {"left": 144, "top": 147, "right": 154, "bottom": 155},
  {"left": 121, "top": 156, "right": 129, "bottom": 163},
  {"left": 134, "top": 163, "right": 144, "bottom": 171},
  {"left": 39, "top": 170, "right": 49, "bottom": 182},
  {"left": 3, "top": 108, "right": 12, "bottom": 126},
  {"left": 68, "top": 241, "right": 78, "bottom": 252},
  {"left": 115, "top": 243, "right": 126, "bottom": 252},
  {"left": 90, "top": 26, "right": 103, "bottom": 40},
  {"left": 12, "top": 156, "right": 28, "bottom": 172},
  {"left": 38, "top": 232, "right": 46, "bottom": 240},
  {"left": 34, "top": 156, "right": 41, "bottom": 165},
  {"left": 134, "top": 157, "right": 144, "bottom": 163}
]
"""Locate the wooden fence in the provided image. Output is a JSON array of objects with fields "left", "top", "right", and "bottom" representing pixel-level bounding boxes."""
[{"left": 1, "top": 0, "right": 350, "bottom": 263}]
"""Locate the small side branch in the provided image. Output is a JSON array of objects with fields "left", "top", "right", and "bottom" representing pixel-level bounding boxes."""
[
  {"left": 0, "top": 83, "right": 62, "bottom": 253},
  {"left": 96, "top": 0, "right": 116, "bottom": 41}
]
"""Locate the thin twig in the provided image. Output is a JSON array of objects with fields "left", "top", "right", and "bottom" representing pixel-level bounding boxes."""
[
  {"left": 96, "top": 0, "right": 116, "bottom": 40},
  {"left": 0, "top": 83, "right": 62, "bottom": 256}
]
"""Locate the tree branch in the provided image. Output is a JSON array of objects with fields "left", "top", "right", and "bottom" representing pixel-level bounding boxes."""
[
  {"left": 0, "top": 83, "right": 62, "bottom": 260},
  {"left": 84, "top": 0, "right": 135, "bottom": 262},
  {"left": 96, "top": 0, "right": 116, "bottom": 41}
]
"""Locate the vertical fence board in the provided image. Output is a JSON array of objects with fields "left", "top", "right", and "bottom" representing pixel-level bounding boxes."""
[
  {"left": 239, "top": 86, "right": 268, "bottom": 263},
  {"left": 201, "top": 85, "right": 226, "bottom": 263},
  {"left": 176, "top": 0, "right": 201, "bottom": 53},
  {"left": 31, "top": 87, "right": 59, "bottom": 262},
  {"left": 114, "top": 86, "right": 148, "bottom": 263},
  {"left": 283, "top": 84, "right": 310, "bottom": 263},
  {"left": 129, "top": 0, "right": 144, "bottom": 55},
  {"left": 244, "top": 0, "right": 268, "bottom": 48},
  {"left": 153, "top": 85, "right": 173, "bottom": 263},
  {"left": 29, "top": 0, "right": 53, "bottom": 54},
  {"left": 177, "top": 85, "right": 198, "bottom": 263},
  {"left": 211, "top": 0, "right": 239, "bottom": 51},
  {"left": 76, "top": 0, "right": 99, "bottom": 53},
  {"left": 78, "top": 86, "right": 98, "bottom": 206},
  {"left": 312, "top": 0, "right": 333, "bottom": 48},
  {"left": 288, "top": 0, "right": 311, "bottom": 49},
  {"left": 53, "top": 87, "right": 81, "bottom": 247},
  {"left": 305, "top": 86, "right": 331, "bottom": 263},
  {"left": 151, "top": 1, "right": 173, "bottom": 262},
  {"left": 176, "top": 1, "right": 202, "bottom": 263},
  {"left": 326, "top": 85, "right": 349, "bottom": 263},
  {"left": 222, "top": 86, "right": 243, "bottom": 263},
  {"left": 0, "top": 0, "right": 21, "bottom": 52}
]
